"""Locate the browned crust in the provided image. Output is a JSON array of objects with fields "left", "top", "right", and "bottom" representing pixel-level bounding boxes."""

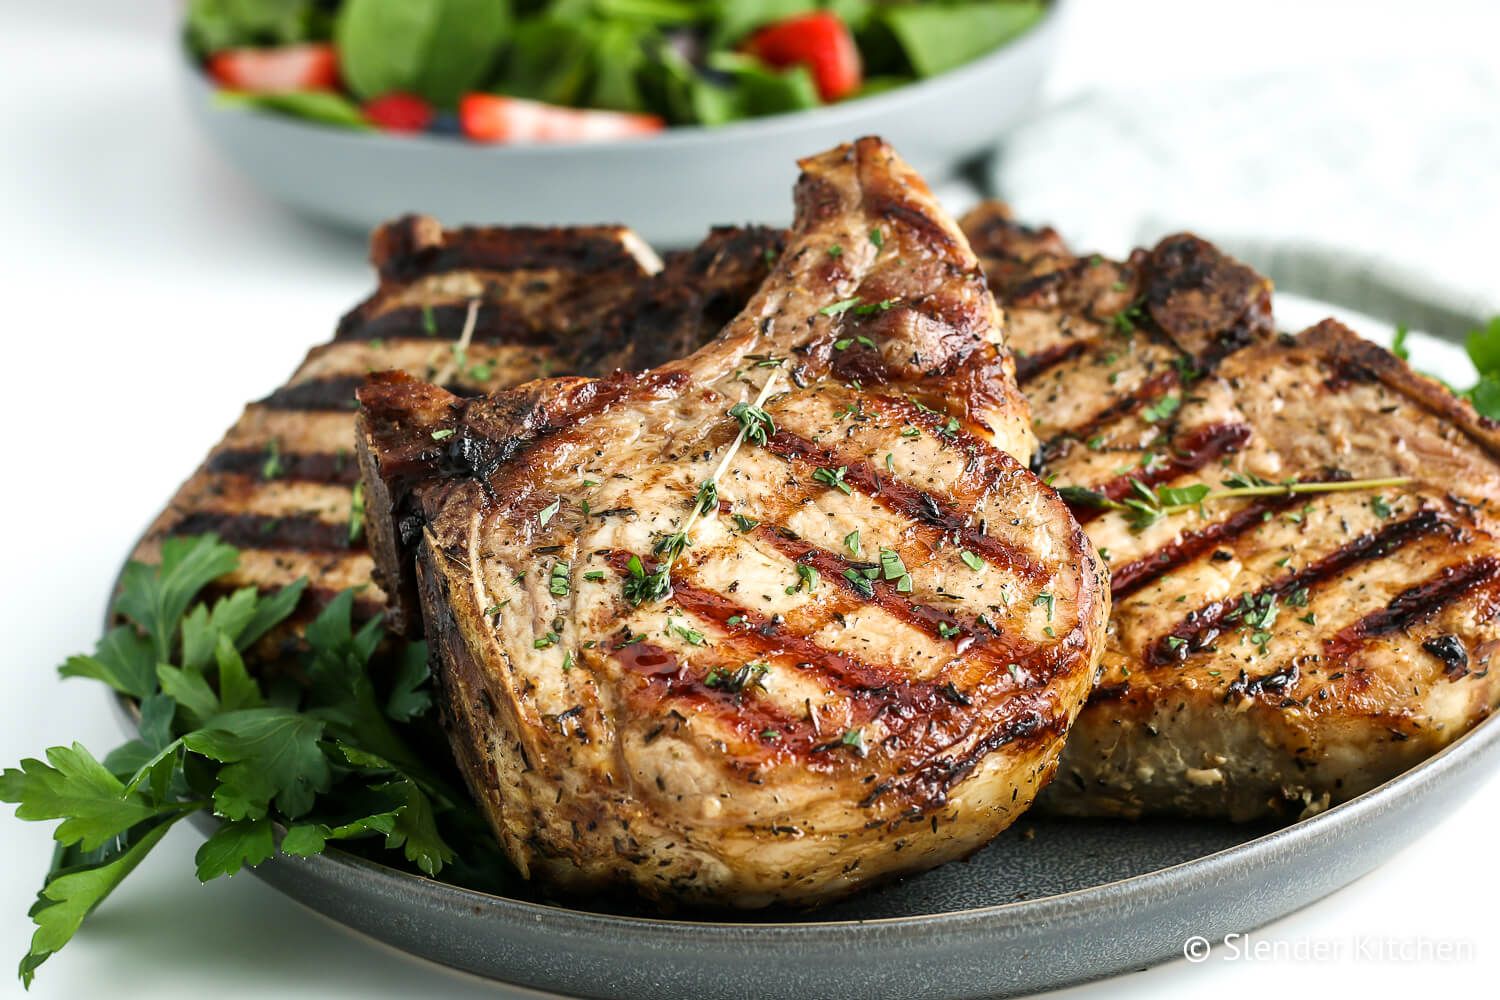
[
  {"left": 368, "top": 214, "right": 653, "bottom": 286},
  {"left": 1298, "top": 317, "right": 1500, "bottom": 460},
  {"left": 590, "top": 226, "right": 786, "bottom": 372},
  {"left": 141, "top": 221, "right": 782, "bottom": 645}
]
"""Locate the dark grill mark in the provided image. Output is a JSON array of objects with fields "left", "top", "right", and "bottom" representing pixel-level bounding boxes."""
[
  {"left": 374, "top": 230, "right": 642, "bottom": 285},
  {"left": 339, "top": 302, "right": 555, "bottom": 345},
  {"left": 1043, "top": 368, "right": 1181, "bottom": 456},
  {"left": 263, "top": 374, "right": 484, "bottom": 412},
  {"left": 1148, "top": 510, "right": 1456, "bottom": 666},
  {"left": 610, "top": 635, "right": 828, "bottom": 764},
  {"left": 754, "top": 526, "right": 1038, "bottom": 665},
  {"left": 260, "top": 376, "right": 363, "bottom": 411},
  {"left": 673, "top": 590, "right": 901, "bottom": 696},
  {"left": 164, "top": 512, "right": 353, "bottom": 553},
  {"left": 1086, "top": 682, "right": 1130, "bottom": 703},
  {"left": 861, "top": 697, "right": 1064, "bottom": 810},
  {"left": 1325, "top": 557, "right": 1500, "bottom": 663},
  {"left": 1070, "top": 422, "right": 1253, "bottom": 525},
  {"left": 868, "top": 196, "right": 961, "bottom": 256},
  {"left": 600, "top": 550, "right": 1062, "bottom": 808},
  {"left": 762, "top": 429, "right": 1047, "bottom": 584},
  {"left": 206, "top": 449, "right": 360, "bottom": 485},
  {"left": 435, "top": 369, "right": 689, "bottom": 495},
  {"left": 1015, "top": 340, "right": 1087, "bottom": 383},
  {"left": 1108, "top": 496, "right": 1294, "bottom": 599}
]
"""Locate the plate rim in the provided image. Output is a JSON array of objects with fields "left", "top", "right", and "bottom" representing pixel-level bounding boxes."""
[{"left": 114, "top": 669, "right": 1500, "bottom": 940}]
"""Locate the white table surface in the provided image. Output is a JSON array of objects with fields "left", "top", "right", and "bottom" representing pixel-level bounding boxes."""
[{"left": 2, "top": 2, "right": 1496, "bottom": 997}]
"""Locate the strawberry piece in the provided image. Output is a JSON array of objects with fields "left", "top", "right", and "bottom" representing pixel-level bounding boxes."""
[
  {"left": 207, "top": 43, "right": 339, "bottom": 94},
  {"left": 364, "top": 92, "right": 434, "bottom": 133},
  {"left": 745, "top": 11, "right": 862, "bottom": 102},
  {"left": 459, "top": 95, "right": 665, "bottom": 144}
]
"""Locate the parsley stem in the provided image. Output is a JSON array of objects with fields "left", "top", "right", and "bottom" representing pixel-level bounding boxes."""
[{"left": 1158, "top": 476, "right": 1413, "bottom": 515}]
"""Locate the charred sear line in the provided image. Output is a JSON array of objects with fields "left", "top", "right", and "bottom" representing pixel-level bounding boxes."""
[
  {"left": 1042, "top": 368, "right": 1182, "bottom": 458},
  {"left": 1325, "top": 557, "right": 1500, "bottom": 663},
  {"left": 602, "top": 549, "right": 1049, "bottom": 792},
  {"left": 1148, "top": 509, "right": 1458, "bottom": 666},
  {"left": 754, "top": 526, "right": 1008, "bottom": 656},
  {"left": 164, "top": 511, "right": 355, "bottom": 552},
  {"left": 371, "top": 225, "right": 643, "bottom": 285},
  {"left": 1105, "top": 470, "right": 1354, "bottom": 599},
  {"left": 861, "top": 700, "right": 1063, "bottom": 811},
  {"left": 339, "top": 302, "right": 552, "bottom": 345},
  {"left": 761, "top": 428, "right": 1047, "bottom": 584},
  {"left": 1068, "top": 422, "right": 1253, "bottom": 525},
  {"left": 206, "top": 449, "right": 361, "bottom": 485},
  {"left": 263, "top": 375, "right": 482, "bottom": 415},
  {"left": 867, "top": 197, "right": 961, "bottom": 256},
  {"left": 1108, "top": 495, "right": 1298, "bottom": 599},
  {"left": 1015, "top": 340, "right": 1088, "bottom": 384},
  {"left": 260, "top": 375, "right": 364, "bottom": 411}
]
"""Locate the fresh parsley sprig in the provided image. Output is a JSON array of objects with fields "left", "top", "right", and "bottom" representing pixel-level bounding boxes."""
[
  {"left": 1057, "top": 475, "right": 1413, "bottom": 532},
  {"left": 1, "top": 535, "right": 468, "bottom": 987}
]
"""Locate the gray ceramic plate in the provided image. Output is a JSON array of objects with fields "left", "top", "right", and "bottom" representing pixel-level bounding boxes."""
[
  {"left": 111, "top": 286, "right": 1497, "bottom": 998},
  {"left": 182, "top": 2, "right": 1065, "bottom": 246}
]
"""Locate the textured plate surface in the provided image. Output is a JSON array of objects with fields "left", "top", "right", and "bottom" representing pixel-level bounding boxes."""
[
  {"left": 128, "top": 292, "right": 1496, "bottom": 999},
  {"left": 181, "top": 1, "right": 1063, "bottom": 247}
]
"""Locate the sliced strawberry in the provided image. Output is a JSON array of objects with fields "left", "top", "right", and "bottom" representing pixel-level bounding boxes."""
[
  {"left": 364, "top": 92, "right": 434, "bottom": 133},
  {"left": 745, "top": 11, "right": 862, "bottom": 102},
  {"left": 207, "top": 43, "right": 340, "bottom": 94},
  {"left": 459, "top": 94, "right": 666, "bottom": 144}
]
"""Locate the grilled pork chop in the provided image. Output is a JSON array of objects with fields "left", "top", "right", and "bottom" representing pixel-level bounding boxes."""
[
  {"left": 356, "top": 139, "right": 1109, "bottom": 907},
  {"left": 963, "top": 202, "right": 1500, "bottom": 820},
  {"left": 137, "top": 219, "right": 781, "bottom": 641}
]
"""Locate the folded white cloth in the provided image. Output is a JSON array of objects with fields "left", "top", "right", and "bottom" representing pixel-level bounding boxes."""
[{"left": 987, "top": 61, "right": 1500, "bottom": 341}]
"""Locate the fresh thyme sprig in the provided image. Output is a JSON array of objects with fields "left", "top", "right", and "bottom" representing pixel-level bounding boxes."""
[
  {"left": 624, "top": 374, "right": 780, "bottom": 606},
  {"left": 429, "top": 298, "right": 480, "bottom": 386},
  {"left": 1057, "top": 474, "right": 1413, "bottom": 532}
]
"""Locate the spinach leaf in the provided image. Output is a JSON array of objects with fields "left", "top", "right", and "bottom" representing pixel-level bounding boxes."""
[
  {"left": 497, "top": 16, "right": 599, "bottom": 105},
  {"left": 337, "top": 0, "right": 512, "bottom": 106},
  {"left": 215, "top": 89, "right": 374, "bottom": 128},
  {"left": 705, "top": 52, "right": 821, "bottom": 118},
  {"left": 186, "top": 0, "right": 325, "bottom": 55},
  {"left": 882, "top": 1, "right": 1045, "bottom": 78},
  {"left": 708, "top": 0, "right": 819, "bottom": 47}
]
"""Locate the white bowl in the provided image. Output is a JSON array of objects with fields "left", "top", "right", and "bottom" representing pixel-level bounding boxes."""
[{"left": 183, "top": 2, "right": 1065, "bottom": 246}]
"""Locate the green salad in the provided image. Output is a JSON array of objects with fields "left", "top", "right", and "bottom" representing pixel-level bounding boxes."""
[{"left": 187, "top": 0, "right": 1049, "bottom": 141}]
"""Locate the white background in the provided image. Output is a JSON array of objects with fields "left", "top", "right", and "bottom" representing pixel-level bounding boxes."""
[{"left": 2, "top": 2, "right": 1496, "bottom": 997}]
